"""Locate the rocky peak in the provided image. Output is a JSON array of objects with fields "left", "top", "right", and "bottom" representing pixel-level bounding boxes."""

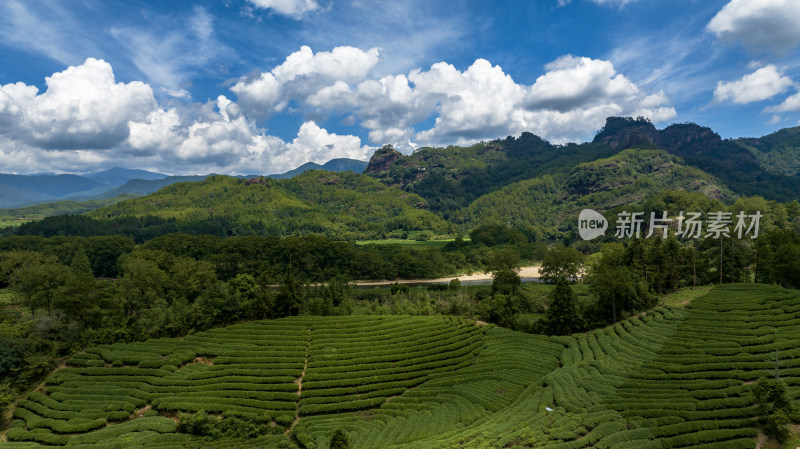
[
  {"left": 365, "top": 145, "right": 403, "bottom": 175},
  {"left": 593, "top": 116, "right": 660, "bottom": 149},
  {"left": 660, "top": 123, "right": 721, "bottom": 149}
]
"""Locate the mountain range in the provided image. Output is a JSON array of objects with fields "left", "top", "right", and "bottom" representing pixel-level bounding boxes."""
[
  {"left": 7, "top": 117, "right": 800, "bottom": 241},
  {"left": 0, "top": 158, "right": 368, "bottom": 209}
]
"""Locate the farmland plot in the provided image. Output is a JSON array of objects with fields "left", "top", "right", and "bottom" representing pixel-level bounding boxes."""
[{"left": 3, "top": 284, "right": 800, "bottom": 448}]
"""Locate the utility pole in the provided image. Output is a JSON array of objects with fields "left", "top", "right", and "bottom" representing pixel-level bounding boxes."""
[
  {"left": 731, "top": 238, "right": 735, "bottom": 283},
  {"left": 719, "top": 237, "right": 723, "bottom": 284},
  {"left": 692, "top": 243, "right": 697, "bottom": 288}
]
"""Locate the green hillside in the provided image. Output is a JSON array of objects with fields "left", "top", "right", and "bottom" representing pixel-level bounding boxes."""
[
  {"left": 366, "top": 118, "right": 800, "bottom": 214},
  {"left": 88, "top": 172, "right": 451, "bottom": 240},
  {"left": 452, "top": 149, "right": 733, "bottom": 239},
  {"left": 5, "top": 284, "right": 800, "bottom": 448},
  {"left": 365, "top": 134, "right": 618, "bottom": 216},
  {"left": 593, "top": 117, "right": 800, "bottom": 202},
  {"left": 736, "top": 126, "right": 800, "bottom": 177}
]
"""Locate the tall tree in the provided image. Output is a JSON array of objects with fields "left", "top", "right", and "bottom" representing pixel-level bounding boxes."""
[
  {"left": 540, "top": 247, "right": 585, "bottom": 283},
  {"left": 276, "top": 270, "right": 303, "bottom": 317},
  {"left": 486, "top": 249, "right": 521, "bottom": 296},
  {"left": 11, "top": 262, "right": 69, "bottom": 316},
  {"left": 543, "top": 277, "right": 583, "bottom": 335}
]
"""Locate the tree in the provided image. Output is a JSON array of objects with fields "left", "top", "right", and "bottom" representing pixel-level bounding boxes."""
[
  {"left": 752, "top": 377, "right": 794, "bottom": 442},
  {"left": 53, "top": 250, "right": 112, "bottom": 327},
  {"left": 116, "top": 256, "right": 169, "bottom": 319},
  {"left": 0, "top": 251, "right": 56, "bottom": 288},
  {"left": 11, "top": 262, "right": 69, "bottom": 316},
  {"left": 69, "top": 250, "right": 94, "bottom": 281},
  {"left": 588, "top": 263, "right": 642, "bottom": 324},
  {"left": 486, "top": 249, "right": 521, "bottom": 295},
  {"left": 330, "top": 428, "right": 350, "bottom": 449},
  {"left": 478, "top": 293, "right": 517, "bottom": 327},
  {"left": 169, "top": 257, "right": 218, "bottom": 303},
  {"left": 448, "top": 278, "right": 461, "bottom": 291},
  {"left": 540, "top": 247, "right": 585, "bottom": 283},
  {"left": 195, "top": 283, "right": 239, "bottom": 329},
  {"left": 469, "top": 223, "right": 527, "bottom": 246},
  {"left": 543, "top": 277, "right": 582, "bottom": 335},
  {"left": 275, "top": 270, "right": 303, "bottom": 317}
]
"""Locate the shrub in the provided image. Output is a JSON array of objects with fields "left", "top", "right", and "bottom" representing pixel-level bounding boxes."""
[{"left": 330, "top": 428, "right": 350, "bottom": 449}]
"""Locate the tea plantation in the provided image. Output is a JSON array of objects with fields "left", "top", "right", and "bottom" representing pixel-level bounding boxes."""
[{"left": 3, "top": 284, "right": 800, "bottom": 448}]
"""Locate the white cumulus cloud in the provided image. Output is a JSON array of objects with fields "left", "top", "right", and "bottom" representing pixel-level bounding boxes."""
[
  {"left": 229, "top": 46, "right": 675, "bottom": 149},
  {"left": 713, "top": 65, "right": 795, "bottom": 104},
  {"left": 0, "top": 58, "right": 373, "bottom": 175},
  {"left": 282, "top": 121, "right": 373, "bottom": 169},
  {"left": 766, "top": 91, "right": 800, "bottom": 113},
  {"left": 340, "top": 54, "right": 674, "bottom": 147},
  {"left": 0, "top": 48, "right": 678, "bottom": 173},
  {"left": 231, "top": 45, "right": 380, "bottom": 118},
  {"left": 527, "top": 55, "right": 640, "bottom": 111},
  {"left": 708, "top": 0, "right": 800, "bottom": 52},
  {"left": 0, "top": 58, "right": 157, "bottom": 150}
]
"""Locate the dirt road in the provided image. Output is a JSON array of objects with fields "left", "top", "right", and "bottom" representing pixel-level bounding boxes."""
[{"left": 352, "top": 265, "right": 541, "bottom": 287}]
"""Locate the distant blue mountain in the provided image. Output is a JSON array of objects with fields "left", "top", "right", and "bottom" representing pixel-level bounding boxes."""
[
  {"left": 0, "top": 158, "right": 367, "bottom": 208},
  {"left": 267, "top": 158, "right": 368, "bottom": 179},
  {"left": 84, "top": 167, "right": 167, "bottom": 186},
  {"left": 0, "top": 174, "right": 110, "bottom": 207},
  {"left": 72, "top": 176, "right": 208, "bottom": 200}
]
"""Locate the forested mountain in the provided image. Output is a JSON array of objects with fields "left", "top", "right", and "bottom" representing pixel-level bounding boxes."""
[
  {"left": 0, "top": 182, "right": 53, "bottom": 209},
  {"left": 59, "top": 148, "right": 731, "bottom": 242},
  {"left": 10, "top": 117, "right": 800, "bottom": 242},
  {"left": 736, "top": 126, "right": 800, "bottom": 177},
  {"left": 593, "top": 117, "right": 800, "bottom": 201},
  {"left": 365, "top": 134, "right": 618, "bottom": 217},
  {"left": 87, "top": 171, "right": 450, "bottom": 240},
  {"left": 451, "top": 149, "right": 732, "bottom": 239},
  {"left": 0, "top": 158, "right": 367, "bottom": 209},
  {"left": 0, "top": 195, "right": 137, "bottom": 224},
  {"left": 367, "top": 117, "right": 800, "bottom": 215}
]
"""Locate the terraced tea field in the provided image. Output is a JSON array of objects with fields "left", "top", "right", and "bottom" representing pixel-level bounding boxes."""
[{"left": 3, "top": 284, "right": 800, "bottom": 448}]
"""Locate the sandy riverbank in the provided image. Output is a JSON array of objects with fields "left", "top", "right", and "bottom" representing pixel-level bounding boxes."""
[{"left": 352, "top": 265, "right": 541, "bottom": 287}]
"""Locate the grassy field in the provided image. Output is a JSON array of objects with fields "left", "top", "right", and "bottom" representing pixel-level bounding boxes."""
[
  {"left": 659, "top": 284, "right": 714, "bottom": 308},
  {"left": 3, "top": 284, "right": 800, "bottom": 448}
]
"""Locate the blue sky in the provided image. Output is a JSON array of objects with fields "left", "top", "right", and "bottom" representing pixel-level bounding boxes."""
[{"left": 0, "top": 0, "right": 799, "bottom": 175}]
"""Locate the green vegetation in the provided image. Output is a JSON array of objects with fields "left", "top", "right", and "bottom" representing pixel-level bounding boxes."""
[
  {"left": 83, "top": 172, "right": 450, "bottom": 241},
  {"left": 365, "top": 134, "right": 618, "bottom": 216},
  {"left": 595, "top": 117, "right": 800, "bottom": 201},
  {"left": 2, "top": 284, "right": 800, "bottom": 447},
  {"left": 540, "top": 277, "right": 583, "bottom": 335},
  {"left": 5, "top": 315, "right": 484, "bottom": 447},
  {"left": 451, "top": 149, "right": 732, "bottom": 240},
  {"left": 0, "top": 195, "right": 137, "bottom": 228},
  {"left": 659, "top": 285, "right": 713, "bottom": 308},
  {"left": 4, "top": 117, "right": 800, "bottom": 446},
  {"left": 736, "top": 126, "right": 800, "bottom": 177}
]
